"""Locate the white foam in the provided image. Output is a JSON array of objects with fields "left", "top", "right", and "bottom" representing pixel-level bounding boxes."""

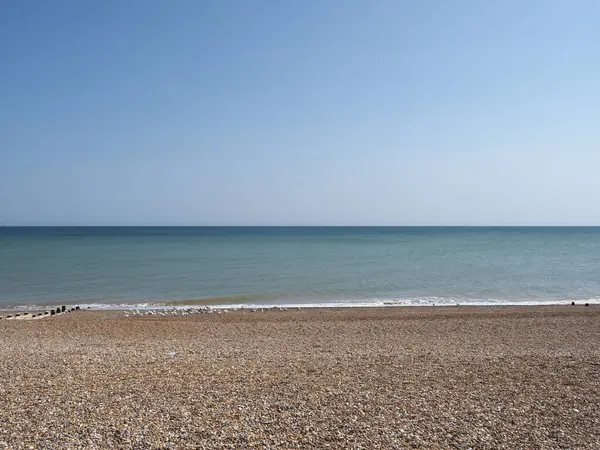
[
  {"left": 4, "top": 297, "right": 600, "bottom": 313},
  {"left": 68, "top": 297, "right": 600, "bottom": 311}
]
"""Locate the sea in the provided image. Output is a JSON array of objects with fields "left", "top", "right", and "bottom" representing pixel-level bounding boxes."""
[{"left": 1, "top": 226, "right": 600, "bottom": 311}]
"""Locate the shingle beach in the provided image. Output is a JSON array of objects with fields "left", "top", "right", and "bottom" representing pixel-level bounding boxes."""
[{"left": 1, "top": 306, "right": 599, "bottom": 449}]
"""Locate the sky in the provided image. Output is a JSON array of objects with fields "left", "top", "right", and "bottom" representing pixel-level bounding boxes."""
[{"left": 1, "top": 0, "right": 599, "bottom": 226}]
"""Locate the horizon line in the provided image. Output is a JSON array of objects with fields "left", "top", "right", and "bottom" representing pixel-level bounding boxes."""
[{"left": 3, "top": 225, "right": 600, "bottom": 228}]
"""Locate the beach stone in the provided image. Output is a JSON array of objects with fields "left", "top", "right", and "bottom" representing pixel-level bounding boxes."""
[
  {"left": 51, "top": 310, "right": 55, "bottom": 316},
  {"left": 44, "top": 311, "right": 48, "bottom": 315},
  {"left": 61, "top": 305, "right": 66, "bottom": 312},
  {"left": 76, "top": 306, "right": 81, "bottom": 310},
  {"left": 24, "top": 312, "right": 29, "bottom": 316},
  {"left": 15, "top": 314, "right": 20, "bottom": 317},
  {"left": 571, "top": 301, "right": 575, "bottom": 306},
  {"left": 7, "top": 315, "right": 11, "bottom": 319},
  {"left": 585, "top": 303, "right": 590, "bottom": 307}
]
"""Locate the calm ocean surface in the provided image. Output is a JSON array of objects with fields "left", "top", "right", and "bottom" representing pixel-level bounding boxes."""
[{"left": 1, "top": 227, "right": 600, "bottom": 309}]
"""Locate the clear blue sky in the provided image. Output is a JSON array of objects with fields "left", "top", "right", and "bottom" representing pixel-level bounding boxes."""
[{"left": 1, "top": 0, "right": 599, "bottom": 225}]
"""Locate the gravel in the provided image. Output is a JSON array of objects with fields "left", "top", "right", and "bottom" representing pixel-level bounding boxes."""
[{"left": 0, "top": 306, "right": 599, "bottom": 449}]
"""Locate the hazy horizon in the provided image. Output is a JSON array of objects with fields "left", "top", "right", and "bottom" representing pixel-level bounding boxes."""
[{"left": 4, "top": 224, "right": 600, "bottom": 228}]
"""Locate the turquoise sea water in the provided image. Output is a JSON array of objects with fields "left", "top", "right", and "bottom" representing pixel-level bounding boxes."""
[{"left": 1, "top": 227, "right": 600, "bottom": 309}]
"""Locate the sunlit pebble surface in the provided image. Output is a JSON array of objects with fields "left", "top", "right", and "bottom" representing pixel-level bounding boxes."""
[{"left": 1, "top": 306, "right": 600, "bottom": 449}]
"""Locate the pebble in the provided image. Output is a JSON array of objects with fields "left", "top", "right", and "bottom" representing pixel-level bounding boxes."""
[{"left": 1, "top": 306, "right": 598, "bottom": 449}]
